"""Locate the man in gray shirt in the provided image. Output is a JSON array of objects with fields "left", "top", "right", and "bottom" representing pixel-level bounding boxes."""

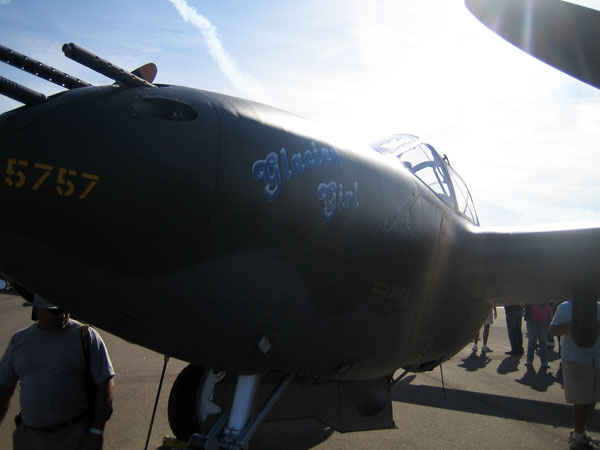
[{"left": 0, "top": 295, "right": 115, "bottom": 450}]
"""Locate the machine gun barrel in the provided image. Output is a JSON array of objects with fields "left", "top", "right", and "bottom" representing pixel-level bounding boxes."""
[
  {"left": 0, "top": 44, "right": 91, "bottom": 89},
  {"left": 0, "top": 75, "right": 47, "bottom": 105},
  {"left": 62, "top": 43, "right": 155, "bottom": 88}
]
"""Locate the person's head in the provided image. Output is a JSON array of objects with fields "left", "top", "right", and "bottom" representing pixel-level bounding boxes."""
[{"left": 32, "top": 294, "right": 69, "bottom": 330}]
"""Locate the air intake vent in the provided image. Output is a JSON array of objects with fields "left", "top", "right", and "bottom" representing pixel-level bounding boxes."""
[{"left": 132, "top": 97, "right": 197, "bottom": 122}]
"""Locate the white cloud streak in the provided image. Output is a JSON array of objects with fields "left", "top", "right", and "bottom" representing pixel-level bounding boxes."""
[
  {"left": 167, "top": 0, "right": 269, "bottom": 103},
  {"left": 0, "top": 0, "right": 11, "bottom": 5}
]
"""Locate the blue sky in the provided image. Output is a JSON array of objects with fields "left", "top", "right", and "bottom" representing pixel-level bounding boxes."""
[{"left": 2, "top": 0, "right": 600, "bottom": 228}]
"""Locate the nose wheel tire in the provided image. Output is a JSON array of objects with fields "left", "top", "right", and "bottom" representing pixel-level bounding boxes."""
[{"left": 167, "top": 364, "right": 235, "bottom": 443}]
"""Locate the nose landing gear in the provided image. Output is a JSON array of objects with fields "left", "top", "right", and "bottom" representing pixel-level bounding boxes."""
[{"left": 168, "top": 365, "right": 294, "bottom": 449}]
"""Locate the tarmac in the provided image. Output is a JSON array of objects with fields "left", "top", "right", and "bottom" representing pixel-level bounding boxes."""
[{"left": 0, "top": 293, "right": 596, "bottom": 449}]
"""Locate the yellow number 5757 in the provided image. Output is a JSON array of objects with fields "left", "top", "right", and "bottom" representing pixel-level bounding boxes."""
[{"left": 4, "top": 158, "right": 100, "bottom": 200}]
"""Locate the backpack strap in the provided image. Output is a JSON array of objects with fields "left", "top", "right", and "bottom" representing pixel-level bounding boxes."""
[
  {"left": 80, "top": 324, "right": 96, "bottom": 410},
  {"left": 80, "top": 324, "right": 91, "bottom": 368}
]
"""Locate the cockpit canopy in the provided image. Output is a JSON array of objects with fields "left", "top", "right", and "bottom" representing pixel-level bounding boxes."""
[{"left": 371, "top": 134, "right": 479, "bottom": 225}]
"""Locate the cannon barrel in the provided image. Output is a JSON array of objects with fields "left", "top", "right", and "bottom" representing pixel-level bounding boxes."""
[
  {"left": 0, "top": 44, "right": 90, "bottom": 89},
  {"left": 0, "top": 75, "right": 46, "bottom": 105},
  {"left": 62, "top": 42, "right": 155, "bottom": 88}
]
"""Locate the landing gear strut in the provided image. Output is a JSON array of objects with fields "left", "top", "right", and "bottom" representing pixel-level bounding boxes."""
[{"left": 168, "top": 365, "right": 294, "bottom": 449}]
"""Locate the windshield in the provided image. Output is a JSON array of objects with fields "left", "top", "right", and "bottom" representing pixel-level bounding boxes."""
[
  {"left": 446, "top": 164, "right": 479, "bottom": 225},
  {"left": 371, "top": 134, "right": 479, "bottom": 225}
]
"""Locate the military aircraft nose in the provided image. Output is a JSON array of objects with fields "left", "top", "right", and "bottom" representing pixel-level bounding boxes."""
[{"left": 0, "top": 85, "right": 221, "bottom": 276}]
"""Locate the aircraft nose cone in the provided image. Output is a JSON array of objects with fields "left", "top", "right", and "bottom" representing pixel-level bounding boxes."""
[{"left": 0, "top": 85, "right": 221, "bottom": 276}]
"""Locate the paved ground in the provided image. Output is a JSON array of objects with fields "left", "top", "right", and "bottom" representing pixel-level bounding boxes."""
[{"left": 0, "top": 293, "right": 597, "bottom": 449}]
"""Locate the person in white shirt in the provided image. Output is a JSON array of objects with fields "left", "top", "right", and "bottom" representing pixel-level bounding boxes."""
[{"left": 551, "top": 299, "right": 600, "bottom": 450}]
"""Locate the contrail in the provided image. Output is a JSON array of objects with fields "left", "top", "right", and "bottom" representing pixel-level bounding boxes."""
[{"left": 168, "top": 0, "right": 269, "bottom": 103}]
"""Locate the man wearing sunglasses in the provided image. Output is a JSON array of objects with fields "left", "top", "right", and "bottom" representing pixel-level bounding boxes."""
[{"left": 0, "top": 294, "right": 115, "bottom": 450}]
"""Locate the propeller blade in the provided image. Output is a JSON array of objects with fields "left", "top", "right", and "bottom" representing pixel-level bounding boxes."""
[
  {"left": 132, "top": 63, "right": 157, "bottom": 83},
  {"left": 465, "top": 0, "right": 600, "bottom": 90}
]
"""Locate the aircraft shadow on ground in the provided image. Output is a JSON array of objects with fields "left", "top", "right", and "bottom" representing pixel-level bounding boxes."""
[
  {"left": 156, "top": 419, "right": 334, "bottom": 450},
  {"left": 392, "top": 379, "right": 599, "bottom": 431},
  {"left": 250, "top": 419, "right": 334, "bottom": 450}
]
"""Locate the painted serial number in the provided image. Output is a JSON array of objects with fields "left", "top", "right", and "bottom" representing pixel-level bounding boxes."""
[{"left": 4, "top": 158, "right": 99, "bottom": 199}]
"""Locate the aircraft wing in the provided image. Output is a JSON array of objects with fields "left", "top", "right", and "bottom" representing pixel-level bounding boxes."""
[
  {"left": 466, "top": 0, "right": 600, "bottom": 90},
  {"left": 460, "top": 225, "right": 600, "bottom": 306}
]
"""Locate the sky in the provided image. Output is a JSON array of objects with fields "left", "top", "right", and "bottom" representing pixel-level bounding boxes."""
[{"left": 1, "top": 0, "right": 600, "bottom": 228}]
